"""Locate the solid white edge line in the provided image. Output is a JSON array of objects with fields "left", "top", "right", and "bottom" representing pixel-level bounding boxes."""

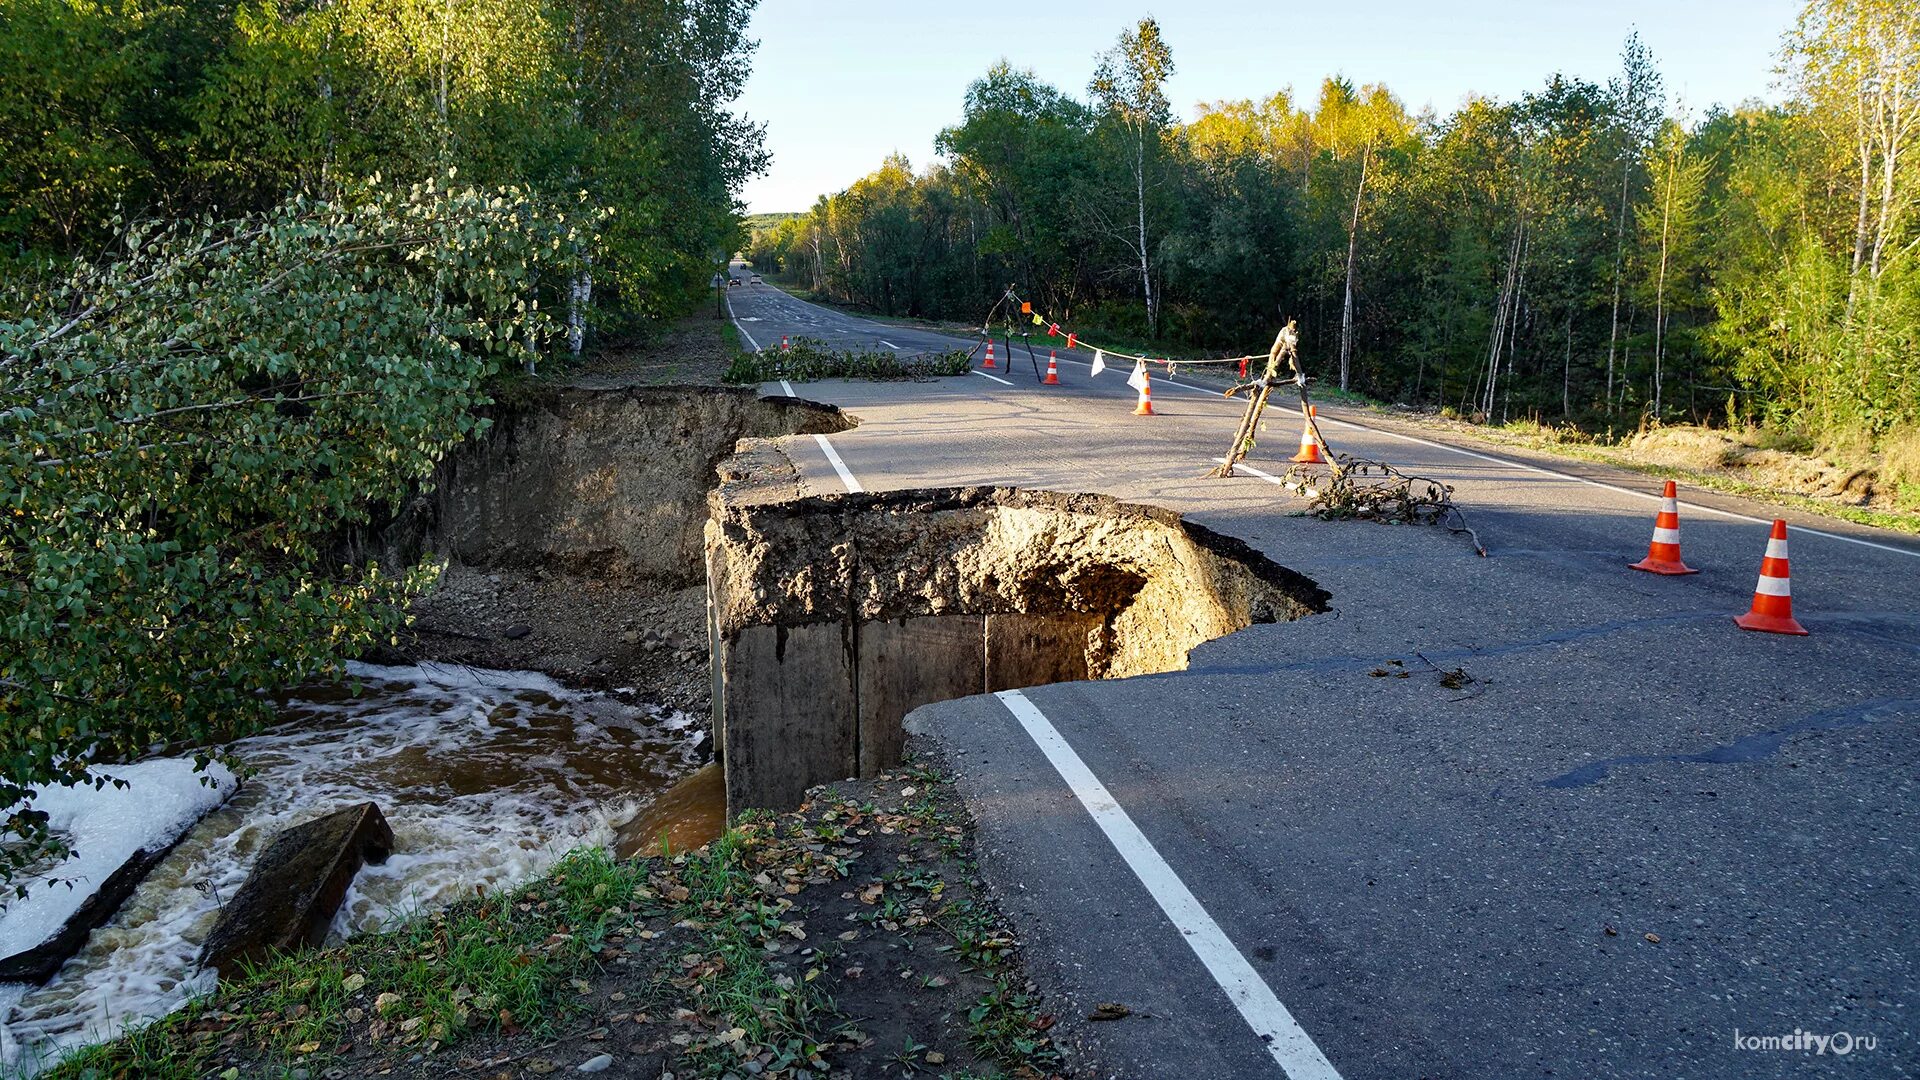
[
  {"left": 778, "top": 379, "right": 795, "bottom": 398},
  {"left": 995, "top": 689, "right": 1341, "bottom": 1080},
  {"left": 971, "top": 369, "right": 1014, "bottom": 386},
  {"left": 812, "top": 433, "right": 863, "bottom": 493},
  {"left": 728, "top": 299, "right": 761, "bottom": 354}
]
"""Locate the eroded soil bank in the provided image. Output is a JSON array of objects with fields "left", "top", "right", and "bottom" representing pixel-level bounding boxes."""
[
  {"left": 366, "top": 385, "right": 851, "bottom": 719},
  {"left": 706, "top": 440, "right": 1331, "bottom": 811}
]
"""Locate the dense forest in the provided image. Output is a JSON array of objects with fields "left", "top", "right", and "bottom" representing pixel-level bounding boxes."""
[
  {"left": 0, "top": 0, "right": 763, "bottom": 880},
  {"left": 750, "top": 1, "right": 1918, "bottom": 451}
]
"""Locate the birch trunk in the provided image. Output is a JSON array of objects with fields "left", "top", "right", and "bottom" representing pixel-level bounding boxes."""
[
  {"left": 1605, "top": 157, "right": 1630, "bottom": 410},
  {"left": 1339, "top": 144, "right": 1371, "bottom": 392},
  {"left": 1135, "top": 134, "right": 1155, "bottom": 335},
  {"left": 1653, "top": 160, "right": 1675, "bottom": 416}
]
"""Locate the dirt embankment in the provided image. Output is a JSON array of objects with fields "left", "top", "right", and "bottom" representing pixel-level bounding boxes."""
[
  {"left": 1622, "top": 426, "right": 1885, "bottom": 505},
  {"left": 355, "top": 385, "right": 851, "bottom": 719},
  {"left": 1356, "top": 408, "right": 1920, "bottom": 531}
]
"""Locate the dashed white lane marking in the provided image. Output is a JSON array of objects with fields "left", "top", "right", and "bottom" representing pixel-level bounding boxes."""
[
  {"left": 995, "top": 689, "right": 1342, "bottom": 1080},
  {"left": 812, "top": 434, "right": 863, "bottom": 493},
  {"left": 880, "top": 340, "right": 901, "bottom": 350},
  {"left": 971, "top": 369, "right": 1014, "bottom": 386},
  {"left": 778, "top": 380, "right": 795, "bottom": 398}
]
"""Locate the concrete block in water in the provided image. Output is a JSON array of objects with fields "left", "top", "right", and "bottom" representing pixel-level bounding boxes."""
[
  {"left": 197, "top": 802, "right": 393, "bottom": 977},
  {"left": 0, "top": 846, "right": 175, "bottom": 984}
]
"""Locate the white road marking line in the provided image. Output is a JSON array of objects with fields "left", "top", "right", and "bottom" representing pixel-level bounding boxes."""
[
  {"left": 1212, "top": 458, "right": 1289, "bottom": 487},
  {"left": 727, "top": 300, "right": 762, "bottom": 353},
  {"left": 778, "top": 380, "right": 795, "bottom": 397},
  {"left": 971, "top": 369, "right": 1014, "bottom": 386},
  {"left": 880, "top": 340, "right": 901, "bottom": 350},
  {"left": 995, "top": 689, "right": 1342, "bottom": 1080},
  {"left": 812, "top": 434, "right": 863, "bottom": 493}
]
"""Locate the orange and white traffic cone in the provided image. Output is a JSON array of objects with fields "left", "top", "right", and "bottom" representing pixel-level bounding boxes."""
[
  {"left": 780, "top": 335, "right": 790, "bottom": 353},
  {"left": 1043, "top": 351, "right": 1061, "bottom": 385},
  {"left": 1134, "top": 369, "right": 1153, "bottom": 416},
  {"left": 1629, "top": 480, "right": 1699, "bottom": 575},
  {"left": 1734, "top": 520, "right": 1808, "bottom": 635},
  {"left": 983, "top": 341, "right": 996, "bottom": 370},
  {"left": 1290, "top": 405, "right": 1326, "bottom": 463}
]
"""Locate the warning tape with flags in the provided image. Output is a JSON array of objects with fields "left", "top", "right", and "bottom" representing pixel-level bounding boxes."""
[{"left": 989, "top": 288, "right": 1267, "bottom": 380}]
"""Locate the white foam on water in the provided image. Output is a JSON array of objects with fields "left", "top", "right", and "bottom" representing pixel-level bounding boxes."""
[
  {"left": 0, "top": 759, "right": 238, "bottom": 960},
  {"left": 0, "top": 665, "right": 702, "bottom": 1075}
]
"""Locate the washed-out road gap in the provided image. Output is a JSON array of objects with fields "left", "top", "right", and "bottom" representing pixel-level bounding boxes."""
[{"left": 724, "top": 265, "right": 1920, "bottom": 1077}]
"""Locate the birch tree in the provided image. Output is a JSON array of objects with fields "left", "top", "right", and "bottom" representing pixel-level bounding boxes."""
[
  {"left": 1637, "top": 120, "right": 1710, "bottom": 415},
  {"left": 1784, "top": 0, "right": 1919, "bottom": 310},
  {"left": 1090, "top": 18, "right": 1174, "bottom": 336},
  {"left": 1603, "top": 34, "right": 1665, "bottom": 410}
]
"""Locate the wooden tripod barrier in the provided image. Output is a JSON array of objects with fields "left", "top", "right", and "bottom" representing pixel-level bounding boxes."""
[{"left": 1209, "top": 321, "right": 1338, "bottom": 480}]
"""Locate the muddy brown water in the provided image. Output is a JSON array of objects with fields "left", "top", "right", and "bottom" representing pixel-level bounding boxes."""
[{"left": 0, "top": 662, "right": 720, "bottom": 1075}]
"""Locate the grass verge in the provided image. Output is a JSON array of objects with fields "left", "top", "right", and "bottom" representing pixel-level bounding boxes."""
[
  {"left": 38, "top": 762, "right": 1067, "bottom": 1080},
  {"left": 1406, "top": 415, "right": 1920, "bottom": 535}
]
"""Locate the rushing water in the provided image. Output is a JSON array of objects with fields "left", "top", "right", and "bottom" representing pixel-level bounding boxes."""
[{"left": 0, "top": 662, "right": 709, "bottom": 1075}]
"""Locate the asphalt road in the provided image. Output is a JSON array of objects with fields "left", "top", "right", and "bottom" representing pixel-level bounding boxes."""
[{"left": 724, "top": 268, "right": 1920, "bottom": 1078}]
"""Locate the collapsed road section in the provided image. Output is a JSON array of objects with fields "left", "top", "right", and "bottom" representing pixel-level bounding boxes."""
[{"left": 705, "top": 440, "right": 1331, "bottom": 812}]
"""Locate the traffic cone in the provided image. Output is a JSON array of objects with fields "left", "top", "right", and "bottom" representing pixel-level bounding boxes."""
[
  {"left": 1133, "top": 369, "right": 1153, "bottom": 416},
  {"left": 983, "top": 341, "right": 996, "bottom": 370},
  {"left": 1734, "top": 520, "right": 1808, "bottom": 635},
  {"left": 1043, "top": 351, "right": 1061, "bottom": 385},
  {"left": 1290, "top": 406, "right": 1326, "bottom": 463},
  {"left": 1629, "top": 480, "right": 1699, "bottom": 575},
  {"left": 780, "top": 335, "right": 790, "bottom": 353}
]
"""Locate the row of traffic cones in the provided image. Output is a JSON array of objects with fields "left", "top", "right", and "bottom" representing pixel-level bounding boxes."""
[
  {"left": 1632, "top": 480, "right": 1808, "bottom": 635},
  {"left": 981, "top": 345, "right": 1157, "bottom": 414},
  {"left": 974, "top": 337, "right": 1808, "bottom": 637}
]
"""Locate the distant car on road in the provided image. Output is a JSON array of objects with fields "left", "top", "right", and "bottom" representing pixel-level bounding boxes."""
[
  {"left": 749, "top": 275, "right": 762, "bottom": 284},
  {"left": 727, "top": 278, "right": 740, "bottom": 288}
]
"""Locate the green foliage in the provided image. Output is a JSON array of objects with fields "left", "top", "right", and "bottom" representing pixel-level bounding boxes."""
[
  {"left": 0, "top": 180, "right": 596, "bottom": 883},
  {"left": 761, "top": 3, "right": 1920, "bottom": 443},
  {"left": 0, "top": 0, "right": 765, "bottom": 339},
  {"left": 722, "top": 338, "right": 971, "bottom": 383}
]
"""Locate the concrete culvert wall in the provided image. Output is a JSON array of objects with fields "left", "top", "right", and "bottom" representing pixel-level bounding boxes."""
[
  {"left": 706, "top": 459, "right": 1330, "bottom": 813},
  {"left": 380, "top": 386, "right": 851, "bottom": 586}
]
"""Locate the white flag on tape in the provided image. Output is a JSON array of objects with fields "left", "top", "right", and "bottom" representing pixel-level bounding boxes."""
[
  {"left": 1090, "top": 349, "right": 1106, "bottom": 376},
  {"left": 1126, "top": 359, "right": 1149, "bottom": 392}
]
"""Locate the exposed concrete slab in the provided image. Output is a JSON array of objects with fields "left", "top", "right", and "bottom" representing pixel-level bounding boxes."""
[
  {"left": 719, "top": 622, "right": 857, "bottom": 812},
  {"left": 984, "top": 612, "right": 1098, "bottom": 691},
  {"left": 857, "top": 616, "right": 984, "bottom": 773}
]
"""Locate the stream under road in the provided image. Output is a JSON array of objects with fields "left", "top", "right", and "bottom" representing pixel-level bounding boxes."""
[{"left": 0, "top": 663, "right": 715, "bottom": 1076}]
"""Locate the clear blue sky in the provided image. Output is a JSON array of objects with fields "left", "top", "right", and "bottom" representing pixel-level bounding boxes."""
[{"left": 736, "top": 0, "right": 1804, "bottom": 214}]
